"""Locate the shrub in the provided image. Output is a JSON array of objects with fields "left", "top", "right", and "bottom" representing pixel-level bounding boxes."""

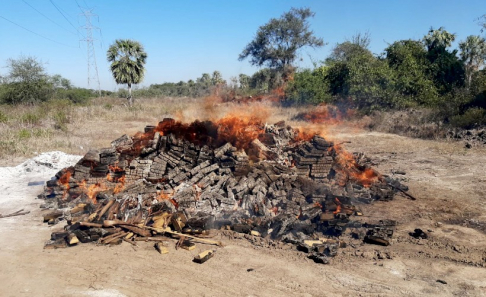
[
  {"left": 450, "top": 107, "right": 486, "bottom": 129},
  {"left": 0, "top": 80, "right": 52, "bottom": 104},
  {"left": 17, "top": 129, "right": 31, "bottom": 139},
  {"left": 53, "top": 110, "right": 70, "bottom": 131},
  {"left": 54, "top": 88, "right": 94, "bottom": 104},
  {"left": 0, "top": 110, "right": 8, "bottom": 123},
  {"left": 285, "top": 67, "right": 332, "bottom": 104},
  {"left": 20, "top": 112, "right": 42, "bottom": 126}
]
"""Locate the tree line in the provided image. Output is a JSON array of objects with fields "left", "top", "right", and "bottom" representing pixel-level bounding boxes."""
[
  {"left": 0, "top": 56, "right": 111, "bottom": 105},
  {"left": 1, "top": 8, "right": 485, "bottom": 128}
]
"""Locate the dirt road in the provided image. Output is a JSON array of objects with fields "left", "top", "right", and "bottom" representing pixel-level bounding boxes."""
[{"left": 1, "top": 128, "right": 485, "bottom": 297}]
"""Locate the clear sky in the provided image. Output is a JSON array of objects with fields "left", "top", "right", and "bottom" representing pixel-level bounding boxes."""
[{"left": 0, "top": 0, "right": 484, "bottom": 91}]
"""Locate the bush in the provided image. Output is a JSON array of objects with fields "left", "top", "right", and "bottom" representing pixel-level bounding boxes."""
[
  {"left": 54, "top": 88, "right": 94, "bottom": 104},
  {"left": 449, "top": 107, "right": 486, "bottom": 129},
  {"left": 0, "top": 80, "right": 52, "bottom": 104},
  {"left": 53, "top": 110, "right": 70, "bottom": 131},
  {"left": 20, "top": 112, "right": 43, "bottom": 126},
  {"left": 0, "top": 110, "right": 8, "bottom": 123},
  {"left": 285, "top": 67, "right": 332, "bottom": 104}
]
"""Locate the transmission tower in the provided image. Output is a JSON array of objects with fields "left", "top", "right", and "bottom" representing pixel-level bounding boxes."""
[{"left": 80, "top": 9, "right": 101, "bottom": 95}]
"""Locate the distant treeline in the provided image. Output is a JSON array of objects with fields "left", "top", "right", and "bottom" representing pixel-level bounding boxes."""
[{"left": 1, "top": 25, "right": 485, "bottom": 129}]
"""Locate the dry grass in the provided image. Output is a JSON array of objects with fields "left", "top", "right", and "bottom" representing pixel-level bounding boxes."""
[
  {"left": 0, "top": 97, "right": 198, "bottom": 165},
  {"left": 0, "top": 96, "right": 321, "bottom": 166},
  {"left": 2, "top": 96, "right": 480, "bottom": 167}
]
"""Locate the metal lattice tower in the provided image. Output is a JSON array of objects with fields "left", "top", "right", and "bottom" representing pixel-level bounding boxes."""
[{"left": 80, "top": 9, "right": 101, "bottom": 95}]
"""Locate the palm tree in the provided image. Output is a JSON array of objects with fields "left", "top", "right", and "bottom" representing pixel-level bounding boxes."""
[
  {"left": 459, "top": 35, "right": 486, "bottom": 88},
  {"left": 107, "top": 39, "right": 147, "bottom": 106},
  {"left": 423, "top": 27, "right": 456, "bottom": 51}
]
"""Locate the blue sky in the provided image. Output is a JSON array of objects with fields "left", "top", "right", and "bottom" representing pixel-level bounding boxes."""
[{"left": 0, "top": 0, "right": 484, "bottom": 90}]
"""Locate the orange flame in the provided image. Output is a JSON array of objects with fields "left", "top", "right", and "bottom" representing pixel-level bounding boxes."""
[
  {"left": 156, "top": 190, "right": 179, "bottom": 209},
  {"left": 77, "top": 180, "right": 107, "bottom": 204},
  {"left": 333, "top": 144, "right": 380, "bottom": 187},
  {"left": 113, "top": 175, "right": 125, "bottom": 194},
  {"left": 333, "top": 197, "right": 342, "bottom": 214},
  {"left": 59, "top": 171, "right": 72, "bottom": 200}
]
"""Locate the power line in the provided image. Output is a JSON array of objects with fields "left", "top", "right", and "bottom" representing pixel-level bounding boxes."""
[
  {"left": 49, "top": 0, "right": 83, "bottom": 37},
  {"left": 22, "top": 0, "right": 77, "bottom": 35},
  {"left": 0, "top": 14, "right": 77, "bottom": 48}
]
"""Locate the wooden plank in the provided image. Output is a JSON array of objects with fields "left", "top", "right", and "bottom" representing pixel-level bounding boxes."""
[{"left": 193, "top": 250, "right": 214, "bottom": 264}]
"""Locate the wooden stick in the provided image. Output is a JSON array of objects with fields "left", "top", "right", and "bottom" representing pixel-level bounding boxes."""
[
  {"left": 388, "top": 183, "right": 417, "bottom": 200},
  {"left": 134, "top": 237, "right": 169, "bottom": 242},
  {"left": 0, "top": 209, "right": 30, "bottom": 219},
  {"left": 79, "top": 222, "right": 103, "bottom": 228},
  {"left": 101, "top": 231, "right": 127, "bottom": 244},
  {"left": 147, "top": 227, "right": 223, "bottom": 247},
  {"left": 97, "top": 200, "right": 114, "bottom": 220},
  {"left": 123, "top": 238, "right": 137, "bottom": 246}
]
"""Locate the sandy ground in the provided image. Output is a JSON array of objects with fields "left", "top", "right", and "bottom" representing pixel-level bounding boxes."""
[{"left": 1, "top": 128, "right": 486, "bottom": 297}]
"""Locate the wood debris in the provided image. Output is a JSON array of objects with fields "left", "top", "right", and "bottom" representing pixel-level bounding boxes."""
[{"left": 38, "top": 118, "right": 410, "bottom": 263}]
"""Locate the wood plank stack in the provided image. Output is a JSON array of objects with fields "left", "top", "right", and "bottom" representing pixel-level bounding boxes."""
[{"left": 39, "top": 118, "right": 408, "bottom": 262}]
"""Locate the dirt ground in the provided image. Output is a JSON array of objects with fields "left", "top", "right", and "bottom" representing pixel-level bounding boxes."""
[{"left": 1, "top": 126, "right": 486, "bottom": 297}]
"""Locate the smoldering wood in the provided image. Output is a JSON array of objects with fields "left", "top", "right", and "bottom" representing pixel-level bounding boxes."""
[{"left": 40, "top": 118, "right": 409, "bottom": 261}]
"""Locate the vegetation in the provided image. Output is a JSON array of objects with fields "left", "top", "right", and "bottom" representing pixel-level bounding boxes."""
[
  {"left": 107, "top": 39, "right": 147, "bottom": 106},
  {"left": 0, "top": 8, "right": 485, "bottom": 145},
  {"left": 0, "top": 56, "right": 99, "bottom": 105},
  {"left": 239, "top": 7, "right": 324, "bottom": 84},
  {"left": 284, "top": 23, "right": 486, "bottom": 127}
]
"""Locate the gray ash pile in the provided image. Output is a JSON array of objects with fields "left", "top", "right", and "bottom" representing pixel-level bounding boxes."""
[{"left": 40, "top": 117, "right": 408, "bottom": 262}]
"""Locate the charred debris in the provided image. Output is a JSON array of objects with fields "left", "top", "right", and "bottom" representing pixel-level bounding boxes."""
[{"left": 39, "top": 118, "right": 409, "bottom": 264}]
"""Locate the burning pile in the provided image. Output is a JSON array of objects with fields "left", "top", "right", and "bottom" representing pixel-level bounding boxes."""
[{"left": 40, "top": 117, "right": 408, "bottom": 262}]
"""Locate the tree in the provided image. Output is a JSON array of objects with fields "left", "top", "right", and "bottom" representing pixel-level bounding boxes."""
[
  {"left": 385, "top": 40, "right": 437, "bottom": 105},
  {"left": 239, "top": 7, "right": 324, "bottom": 78},
  {"left": 211, "top": 71, "right": 225, "bottom": 86},
  {"left": 423, "top": 27, "right": 456, "bottom": 51},
  {"left": 238, "top": 74, "right": 251, "bottom": 89},
  {"left": 49, "top": 74, "right": 72, "bottom": 89},
  {"left": 6, "top": 56, "right": 47, "bottom": 83},
  {"left": 1, "top": 56, "right": 52, "bottom": 104},
  {"left": 479, "top": 14, "right": 486, "bottom": 33},
  {"left": 325, "top": 41, "right": 396, "bottom": 110},
  {"left": 459, "top": 35, "right": 486, "bottom": 87},
  {"left": 423, "top": 27, "right": 464, "bottom": 94},
  {"left": 285, "top": 66, "right": 332, "bottom": 104},
  {"left": 107, "top": 39, "right": 147, "bottom": 106}
]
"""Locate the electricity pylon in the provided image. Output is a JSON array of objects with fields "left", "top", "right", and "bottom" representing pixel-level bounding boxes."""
[{"left": 80, "top": 9, "right": 101, "bottom": 96}]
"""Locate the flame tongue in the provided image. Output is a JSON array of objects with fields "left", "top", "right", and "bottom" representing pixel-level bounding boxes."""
[
  {"left": 333, "top": 144, "right": 380, "bottom": 187},
  {"left": 333, "top": 197, "right": 342, "bottom": 214},
  {"left": 154, "top": 117, "right": 265, "bottom": 151},
  {"left": 59, "top": 171, "right": 72, "bottom": 200}
]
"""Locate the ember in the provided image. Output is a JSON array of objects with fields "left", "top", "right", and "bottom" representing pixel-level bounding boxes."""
[{"left": 40, "top": 118, "right": 408, "bottom": 263}]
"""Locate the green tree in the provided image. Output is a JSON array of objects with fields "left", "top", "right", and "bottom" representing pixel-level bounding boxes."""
[
  {"left": 459, "top": 35, "right": 486, "bottom": 87},
  {"left": 49, "top": 74, "right": 73, "bottom": 89},
  {"left": 211, "top": 71, "right": 225, "bottom": 86},
  {"left": 325, "top": 41, "right": 396, "bottom": 110},
  {"left": 423, "top": 27, "right": 456, "bottom": 51},
  {"left": 107, "top": 39, "right": 147, "bottom": 106},
  {"left": 285, "top": 66, "right": 331, "bottom": 104},
  {"left": 196, "top": 73, "right": 212, "bottom": 96},
  {"left": 238, "top": 74, "right": 250, "bottom": 89},
  {"left": 423, "top": 27, "right": 464, "bottom": 94},
  {"left": 239, "top": 7, "right": 324, "bottom": 82},
  {"left": 1, "top": 56, "right": 52, "bottom": 104},
  {"left": 385, "top": 40, "right": 437, "bottom": 105}
]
